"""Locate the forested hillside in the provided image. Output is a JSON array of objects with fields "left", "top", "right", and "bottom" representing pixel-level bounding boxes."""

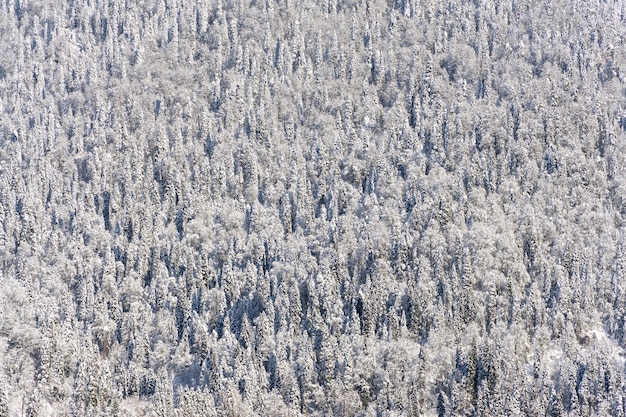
[{"left": 1, "top": 0, "right": 626, "bottom": 415}]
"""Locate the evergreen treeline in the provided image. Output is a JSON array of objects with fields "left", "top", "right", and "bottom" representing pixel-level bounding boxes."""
[{"left": 1, "top": 0, "right": 626, "bottom": 415}]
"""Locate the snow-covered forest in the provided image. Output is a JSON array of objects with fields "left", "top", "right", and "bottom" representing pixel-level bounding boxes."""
[{"left": 1, "top": 0, "right": 626, "bottom": 415}]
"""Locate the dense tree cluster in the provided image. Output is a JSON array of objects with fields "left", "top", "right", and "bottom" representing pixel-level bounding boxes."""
[{"left": 1, "top": 0, "right": 626, "bottom": 415}]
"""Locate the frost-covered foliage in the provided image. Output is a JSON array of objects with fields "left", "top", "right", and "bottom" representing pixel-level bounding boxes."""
[{"left": 1, "top": 0, "right": 626, "bottom": 415}]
